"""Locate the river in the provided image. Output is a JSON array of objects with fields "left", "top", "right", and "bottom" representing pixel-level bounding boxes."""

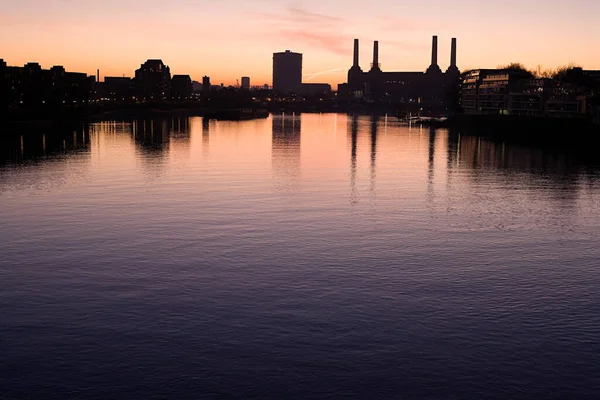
[{"left": 2, "top": 114, "right": 600, "bottom": 399}]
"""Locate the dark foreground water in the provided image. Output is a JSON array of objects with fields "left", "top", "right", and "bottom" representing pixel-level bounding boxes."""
[{"left": 2, "top": 114, "right": 600, "bottom": 399}]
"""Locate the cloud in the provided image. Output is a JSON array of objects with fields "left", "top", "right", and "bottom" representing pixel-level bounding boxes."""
[
  {"left": 303, "top": 67, "right": 346, "bottom": 81},
  {"left": 286, "top": 6, "right": 343, "bottom": 23},
  {"left": 278, "top": 30, "right": 350, "bottom": 56},
  {"left": 255, "top": 4, "right": 352, "bottom": 56}
]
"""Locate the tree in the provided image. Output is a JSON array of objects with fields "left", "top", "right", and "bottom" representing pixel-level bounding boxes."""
[
  {"left": 497, "top": 63, "right": 534, "bottom": 78},
  {"left": 552, "top": 63, "right": 583, "bottom": 82}
]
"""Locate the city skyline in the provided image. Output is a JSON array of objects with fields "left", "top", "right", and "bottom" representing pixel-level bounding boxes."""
[{"left": 2, "top": 0, "right": 600, "bottom": 86}]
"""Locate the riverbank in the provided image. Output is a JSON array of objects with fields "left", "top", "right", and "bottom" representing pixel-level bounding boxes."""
[
  {"left": 0, "top": 105, "right": 269, "bottom": 132},
  {"left": 438, "top": 114, "right": 600, "bottom": 143}
]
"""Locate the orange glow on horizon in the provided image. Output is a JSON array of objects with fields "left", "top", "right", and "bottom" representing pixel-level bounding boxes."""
[{"left": 1, "top": 1, "right": 599, "bottom": 86}]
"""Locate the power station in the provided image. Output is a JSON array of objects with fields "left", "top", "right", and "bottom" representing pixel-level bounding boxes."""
[{"left": 344, "top": 36, "right": 460, "bottom": 112}]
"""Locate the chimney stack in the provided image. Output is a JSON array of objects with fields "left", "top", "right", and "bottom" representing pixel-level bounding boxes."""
[
  {"left": 431, "top": 35, "right": 438, "bottom": 66},
  {"left": 450, "top": 38, "right": 457, "bottom": 67},
  {"left": 353, "top": 39, "right": 359, "bottom": 67},
  {"left": 372, "top": 41, "right": 379, "bottom": 70},
  {"left": 97, "top": 69, "right": 100, "bottom": 82}
]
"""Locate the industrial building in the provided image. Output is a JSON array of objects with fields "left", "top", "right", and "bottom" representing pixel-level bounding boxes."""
[
  {"left": 273, "top": 50, "right": 302, "bottom": 94},
  {"left": 344, "top": 36, "right": 460, "bottom": 112}
]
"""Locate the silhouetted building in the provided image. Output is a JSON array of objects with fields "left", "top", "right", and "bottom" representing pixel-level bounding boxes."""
[
  {"left": 459, "top": 69, "right": 588, "bottom": 117},
  {"left": 0, "top": 59, "right": 11, "bottom": 107},
  {"left": 461, "top": 69, "right": 534, "bottom": 114},
  {"left": 104, "top": 77, "right": 132, "bottom": 101},
  {"left": 346, "top": 36, "right": 459, "bottom": 113},
  {"left": 88, "top": 75, "right": 97, "bottom": 100},
  {"left": 508, "top": 78, "right": 556, "bottom": 116},
  {"left": 202, "top": 76, "right": 211, "bottom": 96},
  {"left": 273, "top": 50, "right": 302, "bottom": 94},
  {"left": 134, "top": 59, "right": 171, "bottom": 101},
  {"left": 192, "top": 80, "right": 202, "bottom": 93},
  {"left": 241, "top": 76, "right": 250, "bottom": 90},
  {"left": 171, "top": 75, "right": 193, "bottom": 100},
  {"left": 0, "top": 61, "right": 91, "bottom": 107},
  {"left": 301, "top": 83, "right": 331, "bottom": 96}
]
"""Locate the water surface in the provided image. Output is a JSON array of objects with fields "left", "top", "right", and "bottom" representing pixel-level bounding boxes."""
[{"left": 2, "top": 114, "right": 600, "bottom": 399}]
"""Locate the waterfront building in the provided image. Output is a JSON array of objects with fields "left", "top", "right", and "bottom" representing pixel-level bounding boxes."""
[
  {"left": 459, "top": 69, "right": 532, "bottom": 114},
  {"left": 0, "top": 61, "right": 90, "bottom": 107},
  {"left": 171, "top": 75, "right": 193, "bottom": 100},
  {"left": 273, "top": 50, "right": 302, "bottom": 94},
  {"left": 104, "top": 77, "right": 133, "bottom": 101},
  {"left": 459, "top": 69, "right": 593, "bottom": 117},
  {"left": 134, "top": 59, "right": 171, "bottom": 101},
  {"left": 301, "top": 83, "right": 332, "bottom": 96},
  {"left": 345, "top": 36, "right": 460, "bottom": 113}
]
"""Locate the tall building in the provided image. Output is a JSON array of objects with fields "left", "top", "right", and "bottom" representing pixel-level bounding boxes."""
[
  {"left": 273, "top": 50, "right": 302, "bottom": 94},
  {"left": 134, "top": 59, "right": 171, "bottom": 101},
  {"left": 202, "top": 76, "right": 211, "bottom": 96},
  {"left": 241, "top": 76, "right": 250, "bottom": 90}
]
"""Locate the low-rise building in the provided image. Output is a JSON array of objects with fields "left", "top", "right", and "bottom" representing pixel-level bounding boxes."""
[
  {"left": 171, "top": 75, "right": 193, "bottom": 100},
  {"left": 0, "top": 61, "right": 91, "bottom": 107},
  {"left": 301, "top": 83, "right": 332, "bottom": 96},
  {"left": 103, "top": 77, "right": 133, "bottom": 101},
  {"left": 460, "top": 69, "right": 532, "bottom": 115}
]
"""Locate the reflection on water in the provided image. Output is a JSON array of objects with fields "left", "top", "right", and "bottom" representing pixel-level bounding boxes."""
[
  {"left": 133, "top": 119, "right": 171, "bottom": 153},
  {"left": 0, "top": 124, "right": 90, "bottom": 165},
  {"left": 2, "top": 114, "right": 600, "bottom": 399},
  {"left": 348, "top": 114, "right": 359, "bottom": 204},
  {"left": 272, "top": 113, "right": 301, "bottom": 193}
]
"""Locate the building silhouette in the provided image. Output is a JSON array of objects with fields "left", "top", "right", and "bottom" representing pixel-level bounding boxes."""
[
  {"left": 171, "top": 75, "right": 193, "bottom": 100},
  {"left": 301, "top": 83, "right": 331, "bottom": 96},
  {"left": 241, "top": 76, "right": 250, "bottom": 90},
  {"left": 273, "top": 50, "right": 302, "bottom": 94},
  {"left": 134, "top": 59, "right": 171, "bottom": 101},
  {"left": 0, "top": 60, "right": 91, "bottom": 108},
  {"left": 103, "top": 77, "right": 133, "bottom": 101},
  {"left": 460, "top": 67, "right": 600, "bottom": 118},
  {"left": 345, "top": 36, "right": 460, "bottom": 112},
  {"left": 202, "top": 76, "right": 211, "bottom": 96}
]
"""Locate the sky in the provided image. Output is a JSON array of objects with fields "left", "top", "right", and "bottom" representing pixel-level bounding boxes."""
[{"left": 1, "top": 0, "right": 599, "bottom": 86}]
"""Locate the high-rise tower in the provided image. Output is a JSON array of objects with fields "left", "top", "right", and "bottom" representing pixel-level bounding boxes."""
[{"left": 273, "top": 50, "right": 303, "bottom": 94}]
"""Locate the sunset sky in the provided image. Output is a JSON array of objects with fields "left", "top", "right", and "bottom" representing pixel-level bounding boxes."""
[{"left": 1, "top": 0, "right": 599, "bottom": 86}]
